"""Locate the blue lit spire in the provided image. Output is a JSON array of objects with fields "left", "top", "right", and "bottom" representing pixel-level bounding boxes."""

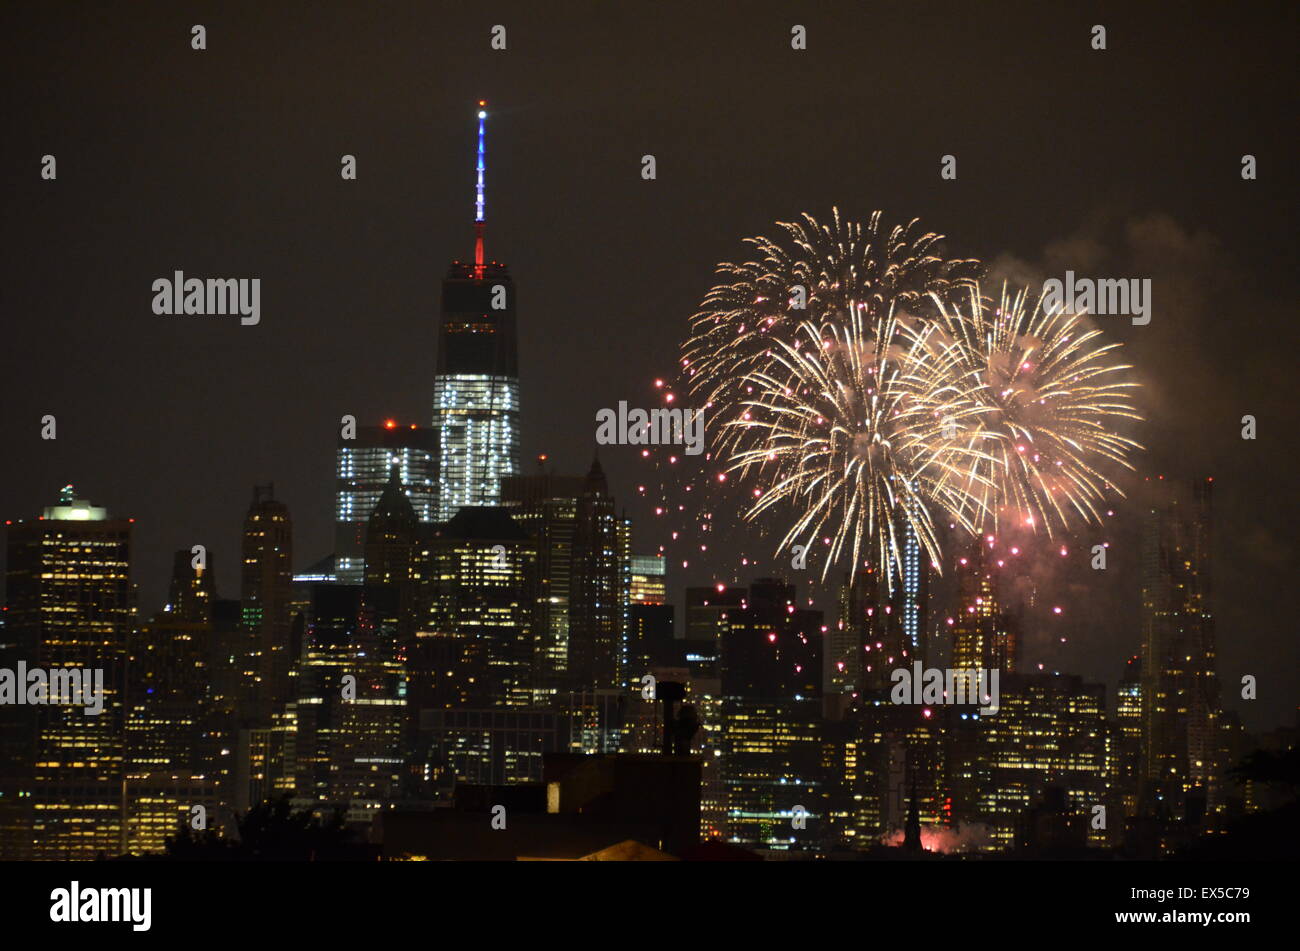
[
  {"left": 474, "top": 101, "right": 487, "bottom": 275},
  {"left": 475, "top": 104, "right": 486, "bottom": 223}
]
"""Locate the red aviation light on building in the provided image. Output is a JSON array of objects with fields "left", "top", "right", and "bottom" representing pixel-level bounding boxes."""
[{"left": 384, "top": 419, "right": 397, "bottom": 429}]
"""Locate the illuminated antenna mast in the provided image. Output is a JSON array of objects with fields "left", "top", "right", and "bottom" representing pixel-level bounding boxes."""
[{"left": 474, "top": 100, "right": 487, "bottom": 278}]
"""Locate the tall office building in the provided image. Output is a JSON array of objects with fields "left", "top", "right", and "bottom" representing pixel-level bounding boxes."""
[
  {"left": 363, "top": 465, "right": 420, "bottom": 589},
  {"left": 627, "top": 555, "right": 674, "bottom": 679},
  {"left": 898, "top": 523, "right": 930, "bottom": 658},
  {"left": 824, "top": 699, "right": 948, "bottom": 852},
  {"left": 500, "top": 457, "right": 630, "bottom": 699},
  {"left": 239, "top": 484, "right": 294, "bottom": 726},
  {"left": 630, "top": 555, "right": 667, "bottom": 605},
  {"left": 123, "top": 553, "right": 220, "bottom": 856},
  {"left": 335, "top": 420, "right": 436, "bottom": 585},
  {"left": 500, "top": 465, "right": 584, "bottom": 701},
  {"left": 834, "top": 571, "right": 920, "bottom": 694},
  {"left": 1115, "top": 655, "right": 1143, "bottom": 818},
  {"left": 166, "top": 546, "right": 216, "bottom": 621},
  {"left": 947, "top": 673, "right": 1112, "bottom": 851},
  {"left": 413, "top": 507, "right": 537, "bottom": 710},
  {"left": 707, "top": 579, "right": 825, "bottom": 853},
  {"left": 952, "top": 537, "right": 1019, "bottom": 673},
  {"left": 829, "top": 524, "right": 931, "bottom": 695},
  {"left": 128, "top": 611, "right": 210, "bottom": 773},
  {"left": 2, "top": 485, "right": 133, "bottom": 859},
  {"left": 1139, "top": 477, "right": 1219, "bottom": 819},
  {"left": 570, "top": 458, "right": 625, "bottom": 691},
  {"left": 294, "top": 584, "right": 407, "bottom": 823},
  {"left": 685, "top": 585, "right": 746, "bottom": 645},
  {"left": 434, "top": 104, "right": 520, "bottom": 519},
  {"left": 415, "top": 707, "right": 564, "bottom": 791}
]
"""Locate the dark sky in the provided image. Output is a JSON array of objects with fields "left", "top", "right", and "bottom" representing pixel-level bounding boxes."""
[{"left": 3, "top": 1, "right": 1296, "bottom": 730}]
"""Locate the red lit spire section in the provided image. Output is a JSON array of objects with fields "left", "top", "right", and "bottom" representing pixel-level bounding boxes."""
[{"left": 474, "top": 101, "right": 487, "bottom": 278}]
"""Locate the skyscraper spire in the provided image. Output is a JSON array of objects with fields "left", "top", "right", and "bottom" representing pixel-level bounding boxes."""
[
  {"left": 474, "top": 100, "right": 487, "bottom": 278},
  {"left": 435, "top": 100, "right": 519, "bottom": 520}
]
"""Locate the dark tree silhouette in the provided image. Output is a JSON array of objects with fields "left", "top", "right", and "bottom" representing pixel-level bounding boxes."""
[
  {"left": 1228, "top": 747, "right": 1300, "bottom": 796},
  {"left": 1178, "top": 747, "right": 1299, "bottom": 860},
  {"left": 163, "top": 795, "right": 366, "bottom": 861}
]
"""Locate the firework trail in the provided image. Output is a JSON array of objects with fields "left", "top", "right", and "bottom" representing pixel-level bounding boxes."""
[
  {"left": 723, "top": 299, "right": 994, "bottom": 587},
  {"left": 661, "top": 212, "right": 1142, "bottom": 588},
  {"left": 683, "top": 208, "right": 979, "bottom": 416},
  {"left": 921, "top": 282, "right": 1143, "bottom": 536},
  {"left": 674, "top": 210, "right": 985, "bottom": 586}
]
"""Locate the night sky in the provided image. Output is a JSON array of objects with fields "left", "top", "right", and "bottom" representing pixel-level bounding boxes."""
[{"left": 3, "top": 1, "right": 1295, "bottom": 729}]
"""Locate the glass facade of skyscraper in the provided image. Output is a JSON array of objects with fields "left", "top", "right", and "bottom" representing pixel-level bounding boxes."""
[
  {"left": 432, "top": 375, "right": 519, "bottom": 520},
  {"left": 335, "top": 424, "right": 437, "bottom": 584}
]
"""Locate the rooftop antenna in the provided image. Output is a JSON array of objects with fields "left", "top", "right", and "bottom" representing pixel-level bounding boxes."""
[{"left": 474, "top": 100, "right": 487, "bottom": 278}]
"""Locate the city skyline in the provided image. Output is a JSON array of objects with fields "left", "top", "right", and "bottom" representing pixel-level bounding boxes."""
[
  {"left": 3, "top": 3, "right": 1292, "bottom": 730},
  {"left": 0, "top": 1, "right": 1294, "bottom": 884}
]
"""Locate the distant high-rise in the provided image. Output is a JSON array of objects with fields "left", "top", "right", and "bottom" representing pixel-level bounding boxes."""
[
  {"left": 500, "top": 465, "right": 584, "bottom": 701},
  {"left": 630, "top": 554, "right": 667, "bottom": 606},
  {"left": 415, "top": 707, "right": 564, "bottom": 790},
  {"left": 335, "top": 421, "right": 436, "bottom": 585},
  {"left": 708, "top": 579, "right": 825, "bottom": 853},
  {"left": 239, "top": 484, "right": 293, "bottom": 725},
  {"left": 500, "top": 457, "right": 630, "bottom": 700},
  {"left": 570, "top": 458, "right": 626, "bottom": 692},
  {"left": 1116, "top": 655, "right": 1143, "bottom": 818},
  {"left": 295, "top": 584, "right": 407, "bottom": 822},
  {"left": 129, "top": 579, "right": 211, "bottom": 773},
  {"left": 166, "top": 547, "right": 216, "bottom": 621},
  {"left": 947, "top": 673, "right": 1112, "bottom": 851},
  {"left": 125, "top": 554, "right": 219, "bottom": 855},
  {"left": 1139, "top": 477, "right": 1219, "bottom": 820},
  {"left": 830, "top": 525, "right": 931, "bottom": 695},
  {"left": 363, "top": 465, "right": 420, "bottom": 589},
  {"left": 2, "top": 485, "right": 133, "bottom": 859},
  {"left": 434, "top": 103, "right": 520, "bottom": 519},
  {"left": 899, "top": 524, "right": 930, "bottom": 657},
  {"left": 952, "top": 537, "right": 1018, "bottom": 673},
  {"left": 627, "top": 554, "right": 674, "bottom": 679},
  {"left": 414, "top": 506, "right": 536, "bottom": 710}
]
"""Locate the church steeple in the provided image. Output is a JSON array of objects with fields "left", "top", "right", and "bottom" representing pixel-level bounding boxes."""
[{"left": 903, "top": 774, "right": 923, "bottom": 853}]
